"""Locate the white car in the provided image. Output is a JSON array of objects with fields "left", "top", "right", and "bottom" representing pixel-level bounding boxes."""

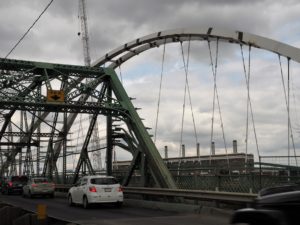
[
  {"left": 23, "top": 177, "right": 55, "bottom": 198},
  {"left": 67, "top": 175, "right": 123, "bottom": 208}
]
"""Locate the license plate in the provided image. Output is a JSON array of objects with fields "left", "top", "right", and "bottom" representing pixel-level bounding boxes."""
[{"left": 104, "top": 188, "right": 111, "bottom": 192}]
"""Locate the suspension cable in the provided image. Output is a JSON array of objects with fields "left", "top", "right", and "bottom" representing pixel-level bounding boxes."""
[
  {"left": 207, "top": 39, "right": 229, "bottom": 168},
  {"left": 185, "top": 44, "right": 199, "bottom": 147},
  {"left": 179, "top": 41, "right": 188, "bottom": 157},
  {"left": 154, "top": 39, "right": 166, "bottom": 143},
  {"left": 176, "top": 39, "right": 192, "bottom": 177},
  {"left": 278, "top": 55, "right": 297, "bottom": 166},
  {"left": 240, "top": 45, "right": 250, "bottom": 163},
  {"left": 179, "top": 38, "right": 199, "bottom": 146},
  {"left": 208, "top": 40, "right": 217, "bottom": 164},
  {"left": 5, "top": 0, "right": 55, "bottom": 58},
  {"left": 290, "top": 72, "right": 300, "bottom": 129},
  {"left": 288, "top": 57, "right": 290, "bottom": 167},
  {"left": 240, "top": 45, "right": 260, "bottom": 159},
  {"left": 290, "top": 69, "right": 299, "bottom": 166}
]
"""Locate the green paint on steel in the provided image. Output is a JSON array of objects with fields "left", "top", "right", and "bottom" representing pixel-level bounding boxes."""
[
  {"left": 104, "top": 68, "right": 177, "bottom": 189},
  {"left": 0, "top": 58, "right": 177, "bottom": 189}
]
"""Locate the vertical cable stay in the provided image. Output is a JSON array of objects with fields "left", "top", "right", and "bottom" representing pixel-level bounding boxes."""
[
  {"left": 240, "top": 45, "right": 260, "bottom": 159},
  {"left": 154, "top": 39, "right": 166, "bottom": 144},
  {"left": 179, "top": 41, "right": 187, "bottom": 157},
  {"left": 178, "top": 37, "right": 199, "bottom": 159},
  {"left": 207, "top": 40, "right": 216, "bottom": 165},
  {"left": 207, "top": 39, "right": 229, "bottom": 169},
  {"left": 177, "top": 39, "right": 191, "bottom": 177},
  {"left": 287, "top": 58, "right": 298, "bottom": 167},
  {"left": 288, "top": 57, "right": 290, "bottom": 167},
  {"left": 289, "top": 67, "right": 299, "bottom": 167},
  {"left": 179, "top": 38, "right": 199, "bottom": 147},
  {"left": 240, "top": 45, "right": 250, "bottom": 163},
  {"left": 186, "top": 41, "right": 199, "bottom": 147},
  {"left": 278, "top": 56, "right": 297, "bottom": 166}
]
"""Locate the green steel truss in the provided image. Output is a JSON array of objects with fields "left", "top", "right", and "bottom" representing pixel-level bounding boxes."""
[{"left": 0, "top": 58, "right": 176, "bottom": 189}]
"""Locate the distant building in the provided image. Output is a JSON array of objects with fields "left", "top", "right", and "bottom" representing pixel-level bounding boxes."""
[{"left": 113, "top": 153, "right": 254, "bottom": 175}]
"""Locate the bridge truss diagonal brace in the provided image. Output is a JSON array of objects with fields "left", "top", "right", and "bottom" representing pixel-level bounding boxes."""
[{"left": 105, "top": 68, "right": 177, "bottom": 189}]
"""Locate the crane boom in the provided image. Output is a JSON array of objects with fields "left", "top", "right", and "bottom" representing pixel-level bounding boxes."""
[
  {"left": 78, "top": 0, "right": 91, "bottom": 66},
  {"left": 78, "top": 0, "right": 102, "bottom": 171}
]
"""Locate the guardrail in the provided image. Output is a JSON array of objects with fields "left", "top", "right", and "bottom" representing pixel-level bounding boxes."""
[
  {"left": 54, "top": 184, "right": 257, "bottom": 207},
  {"left": 124, "top": 187, "right": 257, "bottom": 204}
]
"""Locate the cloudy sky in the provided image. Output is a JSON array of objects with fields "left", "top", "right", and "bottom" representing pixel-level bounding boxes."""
[{"left": 1, "top": 0, "right": 300, "bottom": 166}]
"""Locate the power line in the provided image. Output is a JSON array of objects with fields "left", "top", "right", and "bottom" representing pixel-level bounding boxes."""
[{"left": 5, "top": 0, "right": 55, "bottom": 59}]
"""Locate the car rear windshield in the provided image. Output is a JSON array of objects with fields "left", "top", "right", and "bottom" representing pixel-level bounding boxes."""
[
  {"left": 90, "top": 178, "right": 118, "bottom": 185},
  {"left": 11, "top": 176, "right": 28, "bottom": 182}
]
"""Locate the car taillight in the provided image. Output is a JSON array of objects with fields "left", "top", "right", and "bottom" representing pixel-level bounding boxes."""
[
  {"left": 8, "top": 182, "right": 13, "bottom": 187},
  {"left": 89, "top": 186, "right": 97, "bottom": 192},
  {"left": 118, "top": 186, "right": 123, "bottom": 192},
  {"left": 31, "top": 184, "right": 38, "bottom": 187}
]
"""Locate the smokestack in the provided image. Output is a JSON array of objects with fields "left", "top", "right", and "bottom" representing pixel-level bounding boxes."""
[
  {"left": 182, "top": 144, "right": 185, "bottom": 158},
  {"left": 233, "top": 140, "right": 237, "bottom": 154},
  {"left": 164, "top": 146, "right": 168, "bottom": 159},
  {"left": 196, "top": 143, "right": 200, "bottom": 157},
  {"left": 211, "top": 142, "right": 215, "bottom": 155}
]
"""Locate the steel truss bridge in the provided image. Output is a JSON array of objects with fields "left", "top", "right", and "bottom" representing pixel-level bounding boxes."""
[{"left": 1, "top": 27, "right": 300, "bottom": 189}]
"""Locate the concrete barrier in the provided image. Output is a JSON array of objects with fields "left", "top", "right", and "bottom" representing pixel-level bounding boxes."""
[
  {"left": 0, "top": 205, "right": 24, "bottom": 225},
  {"left": 12, "top": 214, "right": 38, "bottom": 225},
  {"left": 0, "top": 201, "right": 69, "bottom": 225}
]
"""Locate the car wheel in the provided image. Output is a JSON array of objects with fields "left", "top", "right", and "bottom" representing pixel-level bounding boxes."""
[
  {"left": 49, "top": 193, "right": 54, "bottom": 198},
  {"left": 83, "top": 196, "right": 89, "bottom": 209},
  {"left": 68, "top": 195, "right": 74, "bottom": 206}
]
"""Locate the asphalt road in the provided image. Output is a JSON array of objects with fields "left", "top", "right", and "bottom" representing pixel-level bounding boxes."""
[{"left": 0, "top": 194, "right": 231, "bottom": 225}]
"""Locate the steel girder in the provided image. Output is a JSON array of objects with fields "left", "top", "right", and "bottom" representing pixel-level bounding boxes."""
[
  {"left": 106, "top": 68, "right": 177, "bottom": 189},
  {"left": 0, "top": 58, "right": 111, "bottom": 175},
  {"left": 0, "top": 57, "right": 176, "bottom": 189},
  {"left": 72, "top": 83, "right": 108, "bottom": 183}
]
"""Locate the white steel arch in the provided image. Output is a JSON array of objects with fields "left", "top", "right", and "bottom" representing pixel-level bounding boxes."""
[{"left": 92, "top": 27, "right": 300, "bottom": 68}]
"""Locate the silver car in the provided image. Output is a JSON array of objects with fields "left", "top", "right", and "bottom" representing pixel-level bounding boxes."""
[
  {"left": 67, "top": 175, "right": 123, "bottom": 208},
  {"left": 23, "top": 177, "right": 55, "bottom": 198}
]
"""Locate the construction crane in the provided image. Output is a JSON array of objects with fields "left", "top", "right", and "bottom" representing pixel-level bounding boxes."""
[
  {"left": 78, "top": 0, "right": 103, "bottom": 171},
  {"left": 78, "top": 0, "right": 91, "bottom": 66}
]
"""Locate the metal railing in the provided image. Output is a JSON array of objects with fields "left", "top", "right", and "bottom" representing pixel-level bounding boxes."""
[
  {"left": 54, "top": 184, "right": 257, "bottom": 207},
  {"left": 124, "top": 187, "right": 256, "bottom": 205}
]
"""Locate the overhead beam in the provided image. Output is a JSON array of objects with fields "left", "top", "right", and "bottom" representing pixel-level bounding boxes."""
[
  {"left": 1, "top": 132, "right": 61, "bottom": 137},
  {"left": 0, "top": 99, "right": 127, "bottom": 115},
  {"left": 0, "top": 142, "right": 39, "bottom": 147}
]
